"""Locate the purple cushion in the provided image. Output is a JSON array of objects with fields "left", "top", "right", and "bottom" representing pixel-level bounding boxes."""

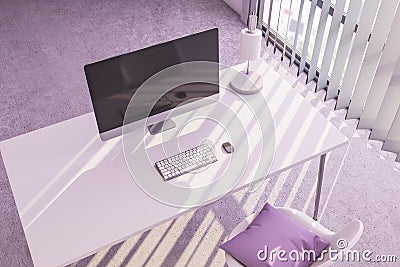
[{"left": 220, "top": 203, "right": 329, "bottom": 267}]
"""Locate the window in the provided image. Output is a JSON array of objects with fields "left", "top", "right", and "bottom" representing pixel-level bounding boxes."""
[{"left": 262, "top": 0, "right": 351, "bottom": 76}]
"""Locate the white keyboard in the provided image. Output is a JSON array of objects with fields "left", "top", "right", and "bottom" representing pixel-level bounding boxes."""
[{"left": 155, "top": 144, "right": 218, "bottom": 180}]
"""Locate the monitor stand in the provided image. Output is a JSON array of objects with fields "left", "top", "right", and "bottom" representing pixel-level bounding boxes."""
[{"left": 147, "top": 119, "right": 176, "bottom": 135}]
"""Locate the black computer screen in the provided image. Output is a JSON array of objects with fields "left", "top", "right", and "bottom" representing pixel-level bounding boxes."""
[{"left": 84, "top": 28, "right": 219, "bottom": 134}]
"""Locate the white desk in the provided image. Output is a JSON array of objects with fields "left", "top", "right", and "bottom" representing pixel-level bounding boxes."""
[{"left": 0, "top": 61, "right": 348, "bottom": 267}]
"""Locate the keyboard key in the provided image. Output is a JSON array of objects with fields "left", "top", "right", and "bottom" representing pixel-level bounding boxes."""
[{"left": 155, "top": 144, "right": 217, "bottom": 180}]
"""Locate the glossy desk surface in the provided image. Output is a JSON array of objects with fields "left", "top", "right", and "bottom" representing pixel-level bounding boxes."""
[{"left": 0, "top": 61, "right": 348, "bottom": 266}]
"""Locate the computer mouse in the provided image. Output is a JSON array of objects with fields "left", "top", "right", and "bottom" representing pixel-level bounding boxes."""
[{"left": 222, "top": 142, "right": 234, "bottom": 154}]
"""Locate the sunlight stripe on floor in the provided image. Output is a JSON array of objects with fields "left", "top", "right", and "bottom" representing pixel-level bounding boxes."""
[
  {"left": 108, "top": 236, "right": 141, "bottom": 265},
  {"left": 302, "top": 152, "right": 332, "bottom": 215},
  {"left": 267, "top": 170, "right": 290, "bottom": 205},
  {"left": 302, "top": 178, "right": 317, "bottom": 214},
  {"left": 125, "top": 221, "right": 174, "bottom": 266},
  {"left": 88, "top": 247, "right": 111, "bottom": 266},
  {"left": 187, "top": 216, "right": 224, "bottom": 266},
  {"left": 284, "top": 161, "right": 312, "bottom": 208},
  {"left": 176, "top": 210, "right": 216, "bottom": 266},
  {"left": 319, "top": 143, "right": 352, "bottom": 220},
  {"left": 145, "top": 213, "right": 196, "bottom": 265}
]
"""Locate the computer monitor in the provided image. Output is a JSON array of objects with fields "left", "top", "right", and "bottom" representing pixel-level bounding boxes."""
[{"left": 84, "top": 28, "right": 219, "bottom": 141}]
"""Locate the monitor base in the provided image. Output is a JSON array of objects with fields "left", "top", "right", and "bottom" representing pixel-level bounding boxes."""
[{"left": 148, "top": 119, "right": 177, "bottom": 135}]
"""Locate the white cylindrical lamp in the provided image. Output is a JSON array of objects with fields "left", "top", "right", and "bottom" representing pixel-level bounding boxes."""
[{"left": 230, "top": 12, "right": 263, "bottom": 95}]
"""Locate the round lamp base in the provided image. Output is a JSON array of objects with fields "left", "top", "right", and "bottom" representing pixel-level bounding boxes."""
[{"left": 230, "top": 72, "right": 263, "bottom": 95}]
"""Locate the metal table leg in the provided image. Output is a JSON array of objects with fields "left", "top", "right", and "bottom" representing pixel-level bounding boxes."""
[{"left": 313, "top": 153, "right": 326, "bottom": 221}]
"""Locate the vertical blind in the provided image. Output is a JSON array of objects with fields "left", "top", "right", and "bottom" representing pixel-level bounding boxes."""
[
  {"left": 298, "top": 0, "right": 318, "bottom": 74},
  {"left": 261, "top": 0, "right": 400, "bottom": 162},
  {"left": 335, "top": 0, "right": 381, "bottom": 110},
  {"left": 316, "top": 0, "right": 347, "bottom": 92},
  {"left": 359, "top": 5, "right": 400, "bottom": 129},
  {"left": 325, "top": 0, "right": 363, "bottom": 99},
  {"left": 369, "top": 60, "right": 400, "bottom": 141},
  {"left": 346, "top": 0, "right": 400, "bottom": 119},
  {"left": 290, "top": 0, "right": 305, "bottom": 66},
  {"left": 307, "top": 0, "right": 331, "bottom": 83}
]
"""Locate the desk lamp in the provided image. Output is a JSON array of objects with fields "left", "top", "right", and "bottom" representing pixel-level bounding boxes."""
[{"left": 230, "top": 12, "right": 263, "bottom": 95}]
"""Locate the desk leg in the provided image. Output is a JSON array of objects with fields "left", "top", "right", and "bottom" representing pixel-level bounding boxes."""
[{"left": 313, "top": 154, "right": 326, "bottom": 221}]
